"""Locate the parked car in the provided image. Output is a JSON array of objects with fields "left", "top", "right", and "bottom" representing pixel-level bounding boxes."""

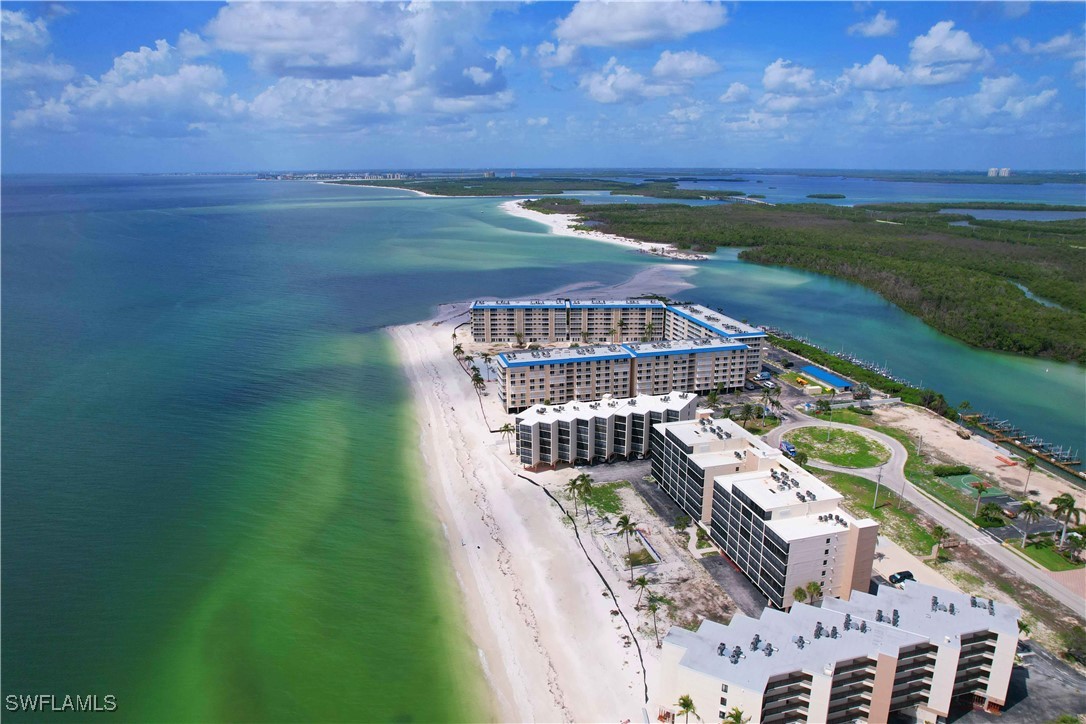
[
  {"left": 888, "top": 571, "right": 915, "bottom": 586},
  {"left": 762, "top": 381, "right": 776, "bottom": 389},
  {"left": 744, "top": 381, "right": 757, "bottom": 391},
  {"left": 755, "top": 371, "right": 771, "bottom": 381}
]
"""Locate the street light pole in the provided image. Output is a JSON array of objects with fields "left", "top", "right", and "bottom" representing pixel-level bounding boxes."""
[{"left": 873, "top": 465, "right": 884, "bottom": 510}]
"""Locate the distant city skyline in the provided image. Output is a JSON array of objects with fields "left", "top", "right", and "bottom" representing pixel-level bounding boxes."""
[{"left": 2, "top": 1, "right": 1084, "bottom": 173}]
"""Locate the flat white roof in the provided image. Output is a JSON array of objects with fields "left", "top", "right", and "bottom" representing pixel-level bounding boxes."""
[
  {"left": 667, "top": 303, "right": 763, "bottom": 337},
  {"left": 497, "top": 345, "right": 630, "bottom": 368},
  {"left": 623, "top": 338, "right": 748, "bottom": 357},
  {"left": 515, "top": 392, "right": 696, "bottom": 425},
  {"left": 667, "top": 602, "right": 926, "bottom": 691},
  {"left": 824, "top": 581, "right": 1020, "bottom": 640},
  {"left": 656, "top": 417, "right": 872, "bottom": 538},
  {"left": 666, "top": 582, "right": 1020, "bottom": 690}
]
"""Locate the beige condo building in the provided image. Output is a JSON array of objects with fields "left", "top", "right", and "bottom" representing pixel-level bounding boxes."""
[
  {"left": 657, "top": 581, "right": 1019, "bottom": 724},
  {"left": 475, "top": 300, "right": 765, "bottom": 413},
  {"left": 650, "top": 416, "right": 878, "bottom": 609}
]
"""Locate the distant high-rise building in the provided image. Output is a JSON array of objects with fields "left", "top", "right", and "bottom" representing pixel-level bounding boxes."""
[
  {"left": 999, "top": 168, "right": 1011, "bottom": 177},
  {"left": 987, "top": 168, "right": 999, "bottom": 177}
]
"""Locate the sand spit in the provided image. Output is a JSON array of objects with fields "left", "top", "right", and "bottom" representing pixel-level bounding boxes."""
[
  {"left": 500, "top": 198, "right": 710, "bottom": 262},
  {"left": 319, "top": 181, "right": 439, "bottom": 197}
]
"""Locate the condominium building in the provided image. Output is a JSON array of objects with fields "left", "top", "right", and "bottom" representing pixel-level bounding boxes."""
[
  {"left": 471, "top": 299, "right": 669, "bottom": 344},
  {"left": 513, "top": 392, "right": 698, "bottom": 468},
  {"left": 650, "top": 416, "right": 878, "bottom": 608},
  {"left": 478, "top": 300, "right": 765, "bottom": 412},
  {"left": 657, "top": 581, "right": 1019, "bottom": 724}
]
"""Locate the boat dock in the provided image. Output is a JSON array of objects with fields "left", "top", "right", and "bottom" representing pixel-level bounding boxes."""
[{"left": 964, "top": 413, "right": 1084, "bottom": 480}]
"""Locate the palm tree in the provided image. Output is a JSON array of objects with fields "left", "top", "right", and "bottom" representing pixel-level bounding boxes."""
[
  {"left": 792, "top": 586, "right": 808, "bottom": 604},
  {"left": 1065, "top": 533, "right": 1085, "bottom": 562},
  {"left": 1018, "top": 501, "right": 1044, "bottom": 548},
  {"left": 972, "top": 480, "right": 992, "bottom": 518},
  {"left": 805, "top": 580, "right": 822, "bottom": 603},
  {"left": 617, "top": 318, "right": 627, "bottom": 342},
  {"left": 498, "top": 423, "right": 515, "bottom": 454},
  {"left": 480, "top": 352, "right": 492, "bottom": 379},
  {"left": 759, "top": 387, "right": 773, "bottom": 424},
  {"left": 643, "top": 321, "right": 656, "bottom": 342},
  {"left": 1022, "top": 456, "right": 1037, "bottom": 494},
  {"left": 452, "top": 343, "right": 464, "bottom": 359},
  {"left": 578, "top": 473, "right": 594, "bottom": 522},
  {"left": 634, "top": 575, "right": 650, "bottom": 608},
  {"left": 706, "top": 390, "right": 720, "bottom": 408},
  {"left": 1051, "top": 493, "right": 1085, "bottom": 547},
  {"left": 648, "top": 600, "right": 661, "bottom": 648},
  {"left": 931, "top": 525, "right": 948, "bottom": 558},
  {"left": 462, "top": 354, "right": 475, "bottom": 371},
  {"left": 676, "top": 694, "right": 697, "bottom": 724},
  {"left": 738, "top": 403, "right": 755, "bottom": 429},
  {"left": 564, "top": 478, "right": 581, "bottom": 512},
  {"left": 793, "top": 451, "right": 809, "bottom": 467},
  {"left": 606, "top": 327, "right": 616, "bottom": 343},
  {"left": 958, "top": 399, "right": 971, "bottom": 423},
  {"left": 616, "top": 514, "right": 638, "bottom": 583},
  {"left": 514, "top": 331, "right": 525, "bottom": 347},
  {"left": 723, "top": 707, "right": 750, "bottom": 724},
  {"left": 978, "top": 502, "right": 1004, "bottom": 525}
]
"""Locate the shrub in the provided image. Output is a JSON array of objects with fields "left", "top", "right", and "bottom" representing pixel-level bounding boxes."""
[
  {"left": 934, "top": 464, "right": 971, "bottom": 477},
  {"left": 848, "top": 405, "right": 873, "bottom": 416},
  {"left": 1060, "top": 626, "right": 1086, "bottom": 665}
]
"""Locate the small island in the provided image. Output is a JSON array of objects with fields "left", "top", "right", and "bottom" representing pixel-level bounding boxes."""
[{"left": 807, "top": 193, "right": 847, "bottom": 199}]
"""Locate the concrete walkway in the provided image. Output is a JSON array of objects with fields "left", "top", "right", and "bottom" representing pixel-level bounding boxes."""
[{"left": 765, "top": 411, "right": 1086, "bottom": 616}]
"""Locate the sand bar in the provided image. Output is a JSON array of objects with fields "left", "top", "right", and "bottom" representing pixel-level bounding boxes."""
[{"left": 500, "top": 198, "right": 710, "bottom": 261}]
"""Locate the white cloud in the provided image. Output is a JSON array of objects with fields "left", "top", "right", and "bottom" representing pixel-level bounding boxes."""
[
  {"left": 579, "top": 56, "right": 676, "bottom": 103},
  {"left": 908, "top": 21, "right": 991, "bottom": 85},
  {"left": 763, "top": 58, "right": 819, "bottom": 94},
  {"left": 555, "top": 0, "right": 727, "bottom": 48},
  {"left": 177, "top": 29, "right": 211, "bottom": 59},
  {"left": 464, "top": 66, "right": 493, "bottom": 86},
  {"left": 723, "top": 109, "right": 788, "bottom": 133},
  {"left": 12, "top": 39, "right": 244, "bottom": 134},
  {"left": 203, "top": 2, "right": 412, "bottom": 78},
  {"left": 1013, "top": 31, "right": 1085, "bottom": 59},
  {"left": 2, "top": 55, "right": 74, "bottom": 84},
  {"left": 719, "top": 82, "right": 750, "bottom": 103},
  {"left": 1002, "top": 2, "right": 1031, "bottom": 19},
  {"left": 491, "top": 45, "right": 513, "bottom": 69},
  {"left": 526, "top": 116, "right": 549, "bottom": 126},
  {"left": 843, "top": 54, "right": 906, "bottom": 90},
  {"left": 652, "top": 50, "right": 720, "bottom": 80},
  {"left": 934, "top": 74, "right": 1059, "bottom": 125},
  {"left": 1, "top": 9, "right": 50, "bottom": 46},
  {"left": 848, "top": 10, "right": 898, "bottom": 38},
  {"left": 535, "top": 41, "right": 578, "bottom": 68}
]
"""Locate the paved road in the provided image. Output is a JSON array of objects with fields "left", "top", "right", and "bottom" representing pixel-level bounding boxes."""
[{"left": 765, "top": 411, "right": 1085, "bottom": 616}]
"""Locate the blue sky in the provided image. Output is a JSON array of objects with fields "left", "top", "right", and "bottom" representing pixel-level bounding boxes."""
[{"left": 2, "top": 1, "right": 1083, "bottom": 172}]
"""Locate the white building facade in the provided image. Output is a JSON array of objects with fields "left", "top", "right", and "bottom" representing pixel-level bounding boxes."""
[{"left": 514, "top": 392, "right": 698, "bottom": 468}]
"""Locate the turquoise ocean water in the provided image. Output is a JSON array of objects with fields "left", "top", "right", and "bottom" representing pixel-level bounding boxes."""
[{"left": 2, "top": 175, "right": 1082, "bottom": 721}]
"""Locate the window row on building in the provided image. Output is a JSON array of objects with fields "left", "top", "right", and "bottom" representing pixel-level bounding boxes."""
[{"left": 513, "top": 392, "right": 698, "bottom": 468}]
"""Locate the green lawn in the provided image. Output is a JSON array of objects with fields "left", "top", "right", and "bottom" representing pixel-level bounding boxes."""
[
  {"left": 582, "top": 481, "right": 627, "bottom": 515},
  {"left": 1008, "top": 540, "right": 1084, "bottom": 572},
  {"left": 815, "top": 469, "right": 938, "bottom": 556},
  {"left": 786, "top": 427, "right": 891, "bottom": 468}
]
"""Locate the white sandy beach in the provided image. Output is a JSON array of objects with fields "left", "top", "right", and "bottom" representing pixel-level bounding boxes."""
[
  {"left": 500, "top": 199, "right": 709, "bottom": 262},
  {"left": 319, "top": 180, "right": 439, "bottom": 197},
  {"left": 389, "top": 266, "right": 702, "bottom": 723}
]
